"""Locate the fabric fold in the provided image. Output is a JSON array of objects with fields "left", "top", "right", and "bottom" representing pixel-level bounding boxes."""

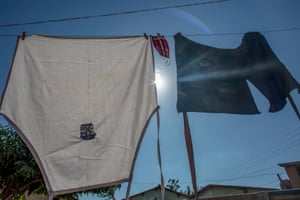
[
  {"left": 174, "top": 33, "right": 259, "bottom": 114},
  {"left": 242, "top": 32, "right": 300, "bottom": 112}
]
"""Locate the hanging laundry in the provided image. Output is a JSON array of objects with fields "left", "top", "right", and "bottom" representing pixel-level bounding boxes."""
[
  {"left": 174, "top": 33, "right": 260, "bottom": 114},
  {"left": 0, "top": 35, "right": 158, "bottom": 195},
  {"left": 152, "top": 35, "right": 169, "bottom": 58},
  {"left": 152, "top": 35, "right": 170, "bottom": 65},
  {"left": 242, "top": 32, "right": 300, "bottom": 112},
  {"left": 174, "top": 32, "right": 300, "bottom": 114}
]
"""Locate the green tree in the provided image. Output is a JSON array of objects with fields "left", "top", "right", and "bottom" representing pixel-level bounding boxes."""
[
  {"left": 166, "top": 179, "right": 180, "bottom": 192},
  {"left": 0, "top": 124, "right": 120, "bottom": 200},
  {"left": 166, "top": 179, "right": 194, "bottom": 196},
  {"left": 0, "top": 125, "right": 42, "bottom": 200},
  {"left": 181, "top": 185, "right": 194, "bottom": 196}
]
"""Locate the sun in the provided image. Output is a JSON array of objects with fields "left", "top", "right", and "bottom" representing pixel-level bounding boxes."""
[{"left": 155, "top": 70, "right": 165, "bottom": 90}]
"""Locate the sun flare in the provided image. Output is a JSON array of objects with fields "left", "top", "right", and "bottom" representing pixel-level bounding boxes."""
[{"left": 155, "top": 70, "right": 165, "bottom": 90}]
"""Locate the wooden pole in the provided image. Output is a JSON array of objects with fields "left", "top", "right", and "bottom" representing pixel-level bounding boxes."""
[
  {"left": 287, "top": 94, "right": 300, "bottom": 120},
  {"left": 156, "top": 109, "right": 165, "bottom": 200},
  {"left": 183, "top": 112, "right": 198, "bottom": 200}
]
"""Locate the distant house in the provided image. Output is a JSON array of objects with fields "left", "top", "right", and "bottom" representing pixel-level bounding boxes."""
[
  {"left": 279, "top": 161, "right": 300, "bottom": 189},
  {"left": 191, "top": 184, "right": 276, "bottom": 199},
  {"left": 26, "top": 194, "right": 49, "bottom": 200},
  {"left": 124, "top": 183, "right": 300, "bottom": 200},
  {"left": 125, "top": 185, "right": 188, "bottom": 200}
]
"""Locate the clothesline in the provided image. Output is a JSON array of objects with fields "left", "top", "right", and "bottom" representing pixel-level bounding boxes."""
[
  {"left": 1, "top": 26, "right": 300, "bottom": 38},
  {"left": 1, "top": 30, "right": 299, "bottom": 200},
  {"left": 0, "top": 0, "right": 230, "bottom": 28}
]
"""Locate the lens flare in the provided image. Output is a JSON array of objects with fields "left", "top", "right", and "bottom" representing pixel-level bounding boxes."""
[
  {"left": 155, "top": 70, "right": 165, "bottom": 90},
  {"left": 164, "top": 8, "right": 212, "bottom": 34}
]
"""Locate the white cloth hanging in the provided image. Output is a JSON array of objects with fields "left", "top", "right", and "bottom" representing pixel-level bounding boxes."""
[{"left": 0, "top": 35, "right": 158, "bottom": 195}]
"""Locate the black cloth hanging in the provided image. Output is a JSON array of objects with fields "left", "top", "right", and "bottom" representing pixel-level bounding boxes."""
[
  {"left": 174, "top": 32, "right": 300, "bottom": 114},
  {"left": 174, "top": 33, "right": 259, "bottom": 114},
  {"left": 242, "top": 32, "right": 300, "bottom": 112}
]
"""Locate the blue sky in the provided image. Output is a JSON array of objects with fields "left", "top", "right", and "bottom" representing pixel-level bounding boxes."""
[{"left": 0, "top": 0, "right": 300, "bottom": 199}]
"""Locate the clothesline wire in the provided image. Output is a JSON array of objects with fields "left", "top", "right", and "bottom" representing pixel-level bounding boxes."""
[
  {"left": 0, "top": 0, "right": 229, "bottom": 28},
  {"left": 179, "top": 26, "right": 300, "bottom": 37},
  {"left": 0, "top": 26, "right": 300, "bottom": 38}
]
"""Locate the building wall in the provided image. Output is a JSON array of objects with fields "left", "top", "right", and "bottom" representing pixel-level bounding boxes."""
[
  {"left": 199, "top": 187, "right": 271, "bottom": 198},
  {"left": 196, "top": 190, "right": 300, "bottom": 200},
  {"left": 130, "top": 190, "right": 188, "bottom": 200},
  {"left": 285, "top": 166, "right": 300, "bottom": 188},
  {"left": 197, "top": 193, "right": 259, "bottom": 200},
  {"left": 26, "top": 194, "right": 48, "bottom": 200}
]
